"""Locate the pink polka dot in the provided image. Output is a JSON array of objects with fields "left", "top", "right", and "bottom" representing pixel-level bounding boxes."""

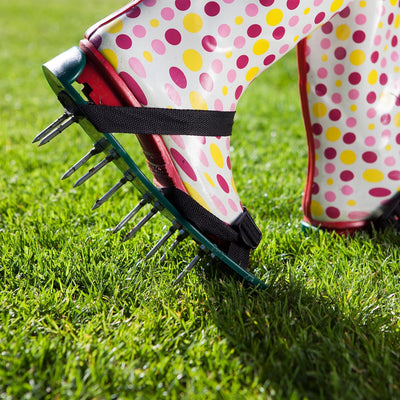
[
  {"left": 227, "top": 69, "right": 236, "bottom": 83},
  {"left": 317, "top": 68, "right": 328, "bottom": 79},
  {"left": 325, "top": 191, "right": 336, "bottom": 202},
  {"left": 165, "top": 83, "right": 182, "bottom": 106},
  {"left": 129, "top": 57, "right": 146, "bottom": 78},
  {"left": 170, "top": 135, "right": 185, "bottom": 149},
  {"left": 214, "top": 99, "right": 223, "bottom": 111},
  {"left": 326, "top": 207, "right": 340, "bottom": 219},
  {"left": 132, "top": 25, "right": 146, "bottom": 38},
  {"left": 349, "top": 211, "right": 369, "bottom": 220},
  {"left": 369, "top": 188, "right": 392, "bottom": 197},
  {"left": 332, "top": 93, "right": 342, "bottom": 104},
  {"left": 151, "top": 39, "right": 166, "bottom": 55},
  {"left": 385, "top": 156, "right": 396, "bottom": 167},
  {"left": 169, "top": 67, "right": 187, "bottom": 89},
  {"left": 161, "top": 7, "right": 175, "bottom": 20},
  {"left": 355, "top": 13, "right": 367, "bottom": 25},
  {"left": 289, "top": 15, "right": 299, "bottom": 27},
  {"left": 325, "top": 163, "right": 335, "bottom": 174},
  {"left": 287, "top": 0, "right": 300, "bottom": 10},
  {"left": 279, "top": 44, "right": 290, "bottom": 54},
  {"left": 199, "top": 150, "right": 209, "bottom": 167},
  {"left": 143, "top": 0, "right": 156, "bottom": 6},
  {"left": 175, "top": 0, "right": 191, "bottom": 11},
  {"left": 200, "top": 73, "right": 214, "bottom": 92},
  {"left": 116, "top": 34, "right": 132, "bottom": 50},
  {"left": 202, "top": 35, "right": 217, "bottom": 52},
  {"left": 302, "top": 24, "right": 312, "bottom": 35},
  {"left": 321, "top": 38, "right": 331, "bottom": 50},
  {"left": 119, "top": 72, "right": 148, "bottom": 105},
  {"left": 226, "top": 156, "right": 231, "bottom": 170},
  {"left": 217, "top": 174, "right": 230, "bottom": 193},
  {"left": 170, "top": 148, "right": 197, "bottom": 181},
  {"left": 341, "top": 185, "right": 353, "bottom": 195},
  {"left": 346, "top": 118, "right": 357, "bottom": 128},
  {"left": 228, "top": 198, "right": 239, "bottom": 212},
  {"left": 234, "top": 36, "right": 246, "bottom": 49},
  {"left": 212, "top": 59, "right": 223, "bottom": 73},
  {"left": 334, "top": 64, "right": 345, "bottom": 75},
  {"left": 205, "top": 1, "right": 220, "bottom": 16},
  {"left": 212, "top": 195, "right": 228, "bottom": 216},
  {"left": 218, "top": 24, "right": 231, "bottom": 37},
  {"left": 165, "top": 29, "right": 182, "bottom": 45},
  {"left": 348, "top": 89, "right": 359, "bottom": 100},
  {"left": 245, "top": 3, "right": 259, "bottom": 17},
  {"left": 388, "top": 171, "right": 400, "bottom": 180},
  {"left": 367, "top": 108, "right": 376, "bottom": 119},
  {"left": 365, "top": 136, "right": 376, "bottom": 146}
]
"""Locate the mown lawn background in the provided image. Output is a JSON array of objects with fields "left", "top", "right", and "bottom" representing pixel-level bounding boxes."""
[{"left": 1, "top": 1, "right": 400, "bottom": 399}]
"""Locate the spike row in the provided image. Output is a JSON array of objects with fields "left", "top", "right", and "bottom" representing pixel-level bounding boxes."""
[{"left": 33, "top": 111, "right": 76, "bottom": 145}]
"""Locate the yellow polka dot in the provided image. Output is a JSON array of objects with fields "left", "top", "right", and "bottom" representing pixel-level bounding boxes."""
[
  {"left": 350, "top": 50, "right": 366, "bottom": 66},
  {"left": 395, "top": 15, "right": 400, "bottom": 29},
  {"left": 350, "top": 105, "right": 357, "bottom": 112},
  {"left": 231, "top": 177, "right": 238, "bottom": 194},
  {"left": 378, "top": 21, "right": 383, "bottom": 29},
  {"left": 293, "top": 35, "right": 299, "bottom": 43},
  {"left": 368, "top": 70, "right": 378, "bottom": 85},
  {"left": 306, "top": 81, "right": 311, "bottom": 94},
  {"left": 189, "top": 91, "right": 207, "bottom": 110},
  {"left": 150, "top": 19, "right": 159, "bottom": 27},
  {"left": 311, "top": 200, "right": 324, "bottom": 217},
  {"left": 348, "top": 200, "right": 356, "bottom": 206},
  {"left": 246, "top": 67, "right": 260, "bottom": 82},
  {"left": 210, "top": 143, "right": 224, "bottom": 168},
  {"left": 394, "top": 112, "right": 400, "bottom": 127},
  {"left": 304, "top": 7, "right": 311, "bottom": 15},
  {"left": 368, "top": 124, "right": 375, "bottom": 130},
  {"left": 235, "top": 16, "right": 243, "bottom": 25},
  {"left": 253, "top": 39, "right": 269, "bottom": 55},
  {"left": 363, "top": 169, "right": 384, "bottom": 183},
  {"left": 222, "top": 86, "right": 228, "bottom": 96},
  {"left": 359, "top": 1, "right": 366, "bottom": 7},
  {"left": 321, "top": 54, "right": 328, "bottom": 62},
  {"left": 336, "top": 24, "right": 351, "bottom": 41},
  {"left": 225, "top": 50, "right": 232, "bottom": 58},
  {"left": 312, "top": 102, "right": 327, "bottom": 118},
  {"left": 204, "top": 172, "right": 215, "bottom": 187},
  {"left": 327, "top": 178, "right": 334, "bottom": 186},
  {"left": 340, "top": 150, "right": 356, "bottom": 165},
  {"left": 326, "top": 127, "right": 341, "bottom": 142},
  {"left": 100, "top": 49, "right": 118, "bottom": 70},
  {"left": 331, "top": 0, "right": 344, "bottom": 12},
  {"left": 336, "top": 80, "right": 342, "bottom": 87},
  {"left": 266, "top": 9, "right": 284, "bottom": 26},
  {"left": 394, "top": 66, "right": 400, "bottom": 73},
  {"left": 143, "top": 51, "right": 153, "bottom": 62},
  {"left": 385, "top": 144, "right": 392, "bottom": 151},
  {"left": 105, "top": 19, "right": 123, "bottom": 34},
  {"left": 183, "top": 49, "right": 203, "bottom": 71},
  {"left": 183, "top": 181, "right": 210, "bottom": 211},
  {"left": 390, "top": 0, "right": 397, "bottom": 5},
  {"left": 183, "top": 13, "right": 203, "bottom": 33}
]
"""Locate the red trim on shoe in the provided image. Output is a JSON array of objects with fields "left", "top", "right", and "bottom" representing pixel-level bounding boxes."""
[
  {"left": 77, "top": 39, "right": 188, "bottom": 193},
  {"left": 297, "top": 39, "right": 368, "bottom": 233}
]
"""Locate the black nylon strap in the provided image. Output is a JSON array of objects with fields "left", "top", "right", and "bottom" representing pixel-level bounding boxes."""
[
  {"left": 161, "top": 187, "right": 261, "bottom": 269},
  {"left": 78, "top": 104, "right": 235, "bottom": 137}
]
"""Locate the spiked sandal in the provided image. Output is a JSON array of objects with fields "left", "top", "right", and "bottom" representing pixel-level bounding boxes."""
[{"left": 34, "top": 42, "right": 265, "bottom": 287}]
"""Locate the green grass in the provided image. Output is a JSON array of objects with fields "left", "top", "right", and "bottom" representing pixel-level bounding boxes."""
[{"left": 1, "top": 1, "right": 400, "bottom": 399}]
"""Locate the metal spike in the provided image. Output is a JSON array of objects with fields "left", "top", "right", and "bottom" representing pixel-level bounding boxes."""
[
  {"left": 33, "top": 112, "right": 71, "bottom": 143},
  {"left": 173, "top": 246, "right": 206, "bottom": 285},
  {"left": 122, "top": 202, "right": 162, "bottom": 242},
  {"left": 159, "top": 229, "right": 189, "bottom": 265},
  {"left": 91, "top": 171, "right": 135, "bottom": 210},
  {"left": 113, "top": 193, "right": 151, "bottom": 233},
  {"left": 145, "top": 221, "right": 181, "bottom": 260},
  {"left": 61, "top": 138, "right": 108, "bottom": 180},
  {"left": 73, "top": 149, "right": 119, "bottom": 188},
  {"left": 38, "top": 114, "right": 76, "bottom": 146}
]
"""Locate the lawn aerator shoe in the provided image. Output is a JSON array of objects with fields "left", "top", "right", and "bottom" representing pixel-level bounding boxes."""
[
  {"left": 35, "top": 0, "right": 353, "bottom": 286},
  {"left": 299, "top": 1, "right": 400, "bottom": 233}
]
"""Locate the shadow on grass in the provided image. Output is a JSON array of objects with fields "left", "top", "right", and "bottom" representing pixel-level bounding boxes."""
[{"left": 202, "top": 266, "right": 400, "bottom": 400}]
